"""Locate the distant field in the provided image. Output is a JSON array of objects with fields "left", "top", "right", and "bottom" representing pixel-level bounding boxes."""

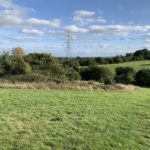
[
  {"left": 80, "top": 60, "right": 150, "bottom": 74},
  {"left": 0, "top": 88, "right": 149, "bottom": 150},
  {"left": 99, "top": 60, "right": 150, "bottom": 73}
]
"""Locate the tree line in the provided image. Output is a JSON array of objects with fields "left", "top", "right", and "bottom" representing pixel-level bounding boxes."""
[
  {"left": 58, "top": 49, "right": 150, "bottom": 67},
  {"left": 0, "top": 47, "right": 150, "bottom": 87},
  {"left": 81, "top": 66, "right": 150, "bottom": 87}
]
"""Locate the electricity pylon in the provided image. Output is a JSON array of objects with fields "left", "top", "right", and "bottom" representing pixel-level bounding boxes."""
[{"left": 64, "top": 33, "right": 74, "bottom": 68}]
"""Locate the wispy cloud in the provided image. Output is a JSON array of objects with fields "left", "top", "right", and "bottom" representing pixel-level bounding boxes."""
[
  {"left": 26, "top": 18, "right": 61, "bottom": 27},
  {"left": 20, "top": 28, "right": 44, "bottom": 36},
  {"left": 3, "top": 36, "right": 34, "bottom": 43},
  {"left": 73, "top": 10, "right": 95, "bottom": 18},
  {"left": 89, "top": 25, "right": 150, "bottom": 36},
  {"left": 73, "top": 10, "right": 106, "bottom": 25},
  {"left": 65, "top": 25, "right": 88, "bottom": 33}
]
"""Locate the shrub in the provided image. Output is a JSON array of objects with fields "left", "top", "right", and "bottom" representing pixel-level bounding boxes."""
[
  {"left": 63, "top": 59, "right": 80, "bottom": 69},
  {"left": 25, "top": 53, "right": 65, "bottom": 79},
  {"left": 66, "top": 69, "right": 81, "bottom": 81},
  {"left": 80, "top": 66, "right": 114, "bottom": 84},
  {"left": 135, "top": 69, "right": 150, "bottom": 87},
  {"left": 0, "top": 51, "right": 12, "bottom": 75},
  {"left": 78, "top": 58, "right": 97, "bottom": 66},
  {"left": 11, "top": 59, "right": 31, "bottom": 75},
  {"left": 115, "top": 67, "right": 135, "bottom": 84},
  {"left": 48, "top": 64, "right": 66, "bottom": 79},
  {"left": 113, "top": 56, "right": 123, "bottom": 63},
  {"left": 95, "top": 57, "right": 108, "bottom": 64},
  {"left": 0, "top": 49, "right": 31, "bottom": 76}
]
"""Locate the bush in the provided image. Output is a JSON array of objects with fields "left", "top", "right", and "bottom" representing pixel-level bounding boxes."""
[
  {"left": 135, "top": 69, "right": 150, "bottom": 87},
  {"left": 0, "top": 51, "right": 12, "bottom": 75},
  {"left": 11, "top": 59, "right": 31, "bottom": 75},
  {"left": 95, "top": 57, "right": 108, "bottom": 64},
  {"left": 113, "top": 56, "right": 123, "bottom": 63},
  {"left": 78, "top": 58, "right": 97, "bottom": 66},
  {"left": 26, "top": 53, "right": 65, "bottom": 79},
  {"left": 62, "top": 59, "right": 80, "bottom": 69},
  {"left": 66, "top": 69, "right": 81, "bottom": 81},
  {"left": 80, "top": 66, "right": 114, "bottom": 84},
  {"left": 115, "top": 67, "right": 135, "bottom": 84},
  {"left": 0, "top": 50, "right": 31, "bottom": 76},
  {"left": 48, "top": 64, "right": 65, "bottom": 79}
]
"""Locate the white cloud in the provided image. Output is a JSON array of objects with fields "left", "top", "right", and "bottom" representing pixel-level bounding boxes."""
[
  {"left": 26, "top": 18, "right": 61, "bottom": 27},
  {"left": 0, "top": 0, "right": 15, "bottom": 9},
  {"left": 3, "top": 36, "right": 34, "bottom": 43},
  {"left": 65, "top": 25, "right": 88, "bottom": 33},
  {"left": 144, "top": 33, "right": 150, "bottom": 37},
  {"left": 0, "top": 0, "right": 61, "bottom": 29},
  {"left": 73, "top": 10, "right": 94, "bottom": 25},
  {"left": 96, "top": 17, "right": 107, "bottom": 23},
  {"left": 89, "top": 25, "right": 150, "bottom": 36},
  {"left": 0, "top": 11, "right": 23, "bottom": 27},
  {"left": 144, "top": 39, "right": 150, "bottom": 43},
  {"left": 49, "top": 19, "right": 61, "bottom": 27},
  {"left": 73, "top": 10, "right": 106, "bottom": 25},
  {"left": 0, "top": 0, "right": 25, "bottom": 27},
  {"left": 73, "top": 10, "right": 95, "bottom": 18},
  {"left": 26, "top": 18, "right": 49, "bottom": 26},
  {"left": 99, "top": 44, "right": 112, "bottom": 49},
  {"left": 20, "top": 28, "right": 44, "bottom": 36}
]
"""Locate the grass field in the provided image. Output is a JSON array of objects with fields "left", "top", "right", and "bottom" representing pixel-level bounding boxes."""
[
  {"left": 99, "top": 60, "right": 150, "bottom": 73},
  {"left": 0, "top": 88, "right": 149, "bottom": 150}
]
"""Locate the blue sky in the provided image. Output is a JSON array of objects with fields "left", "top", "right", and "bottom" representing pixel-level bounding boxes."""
[{"left": 0, "top": 0, "right": 150, "bottom": 57}]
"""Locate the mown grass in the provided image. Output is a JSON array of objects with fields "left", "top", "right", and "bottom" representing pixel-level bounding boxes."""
[
  {"left": 99, "top": 60, "right": 150, "bottom": 73},
  {"left": 0, "top": 88, "right": 149, "bottom": 150}
]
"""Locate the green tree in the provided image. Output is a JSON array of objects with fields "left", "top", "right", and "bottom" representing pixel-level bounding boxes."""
[
  {"left": 66, "top": 68, "right": 81, "bottom": 81},
  {"left": 80, "top": 66, "right": 114, "bottom": 84},
  {"left": 26, "top": 53, "right": 65, "bottom": 78},
  {"left": 11, "top": 59, "right": 31, "bottom": 74},
  {"left": 115, "top": 67, "right": 135, "bottom": 84},
  {"left": 11, "top": 47, "right": 25, "bottom": 59},
  {"left": 113, "top": 56, "right": 123, "bottom": 63},
  {"left": 135, "top": 69, "right": 150, "bottom": 87},
  {"left": 0, "top": 51, "right": 12, "bottom": 75},
  {"left": 133, "top": 49, "right": 150, "bottom": 60}
]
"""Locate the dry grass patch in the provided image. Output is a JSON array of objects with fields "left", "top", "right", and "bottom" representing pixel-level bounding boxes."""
[{"left": 0, "top": 80, "right": 139, "bottom": 91}]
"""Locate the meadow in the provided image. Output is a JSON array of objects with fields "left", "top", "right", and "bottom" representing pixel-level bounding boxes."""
[
  {"left": 99, "top": 60, "right": 150, "bottom": 73},
  {"left": 0, "top": 88, "right": 149, "bottom": 150}
]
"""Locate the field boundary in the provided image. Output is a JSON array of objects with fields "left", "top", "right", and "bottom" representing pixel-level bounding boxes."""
[{"left": 0, "top": 80, "right": 139, "bottom": 91}]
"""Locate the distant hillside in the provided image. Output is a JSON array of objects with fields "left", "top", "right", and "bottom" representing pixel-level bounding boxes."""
[{"left": 99, "top": 60, "right": 150, "bottom": 73}]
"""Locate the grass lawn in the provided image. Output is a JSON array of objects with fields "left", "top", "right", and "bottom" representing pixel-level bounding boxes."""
[{"left": 0, "top": 88, "right": 149, "bottom": 150}]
